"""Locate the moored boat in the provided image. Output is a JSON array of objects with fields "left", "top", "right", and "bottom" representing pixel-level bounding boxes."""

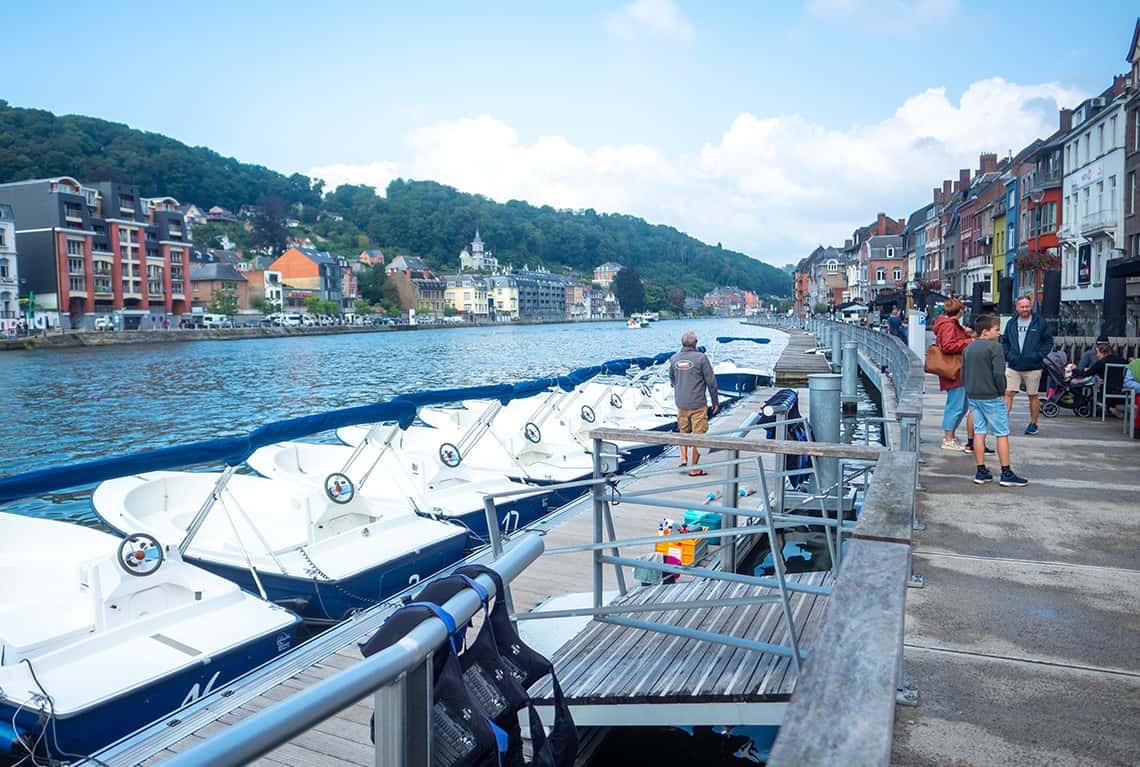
[
  {"left": 0, "top": 512, "right": 299, "bottom": 759},
  {"left": 91, "top": 470, "right": 469, "bottom": 623}
]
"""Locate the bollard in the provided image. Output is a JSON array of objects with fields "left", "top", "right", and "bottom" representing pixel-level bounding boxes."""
[
  {"left": 808, "top": 373, "right": 842, "bottom": 497},
  {"left": 841, "top": 341, "right": 858, "bottom": 415}
]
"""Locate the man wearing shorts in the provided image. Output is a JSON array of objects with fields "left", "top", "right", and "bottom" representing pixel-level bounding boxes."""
[
  {"left": 964, "top": 314, "right": 1028, "bottom": 487},
  {"left": 669, "top": 331, "right": 719, "bottom": 476},
  {"left": 1001, "top": 296, "right": 1053, "bottom": 435}
]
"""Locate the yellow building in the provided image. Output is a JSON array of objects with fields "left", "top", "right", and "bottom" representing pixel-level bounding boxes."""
[
  {"left": 991, "top": 208, "right": 1006, "bottom": 297},
  {"left": 444, "top": 276, "right": 488, "bottom": 318}
]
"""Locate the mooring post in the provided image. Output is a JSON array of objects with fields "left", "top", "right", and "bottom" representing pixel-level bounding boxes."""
[
  {"left": 808, "top": 373, "right": 842, "bottom": 498},
  {"left": 841, "top": 340, "right": 858, "bottom": 415}
]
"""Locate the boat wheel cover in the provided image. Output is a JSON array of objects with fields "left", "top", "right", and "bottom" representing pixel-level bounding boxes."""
[
  {"left": 118, "top": 533, "right": 164, "bottom": 577},
  {"left": 610, "top": 393, "right": 623, "bottom": 409},
  {"left": 324, "top": 472, "right": 356, "bottom": 504},
  {"left": 524, "top": 422, "right": 542, "bottom": 443},
  {"left": 439, "top": 442, "right": 463, "bottom": 467},
  {"left": 580, "top": 405, "right": 595, "bottom": 423}
]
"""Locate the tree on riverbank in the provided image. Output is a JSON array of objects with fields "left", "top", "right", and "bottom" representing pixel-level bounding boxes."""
[{"left": 612, "top": 267, "right": 646, "bottom": 315}]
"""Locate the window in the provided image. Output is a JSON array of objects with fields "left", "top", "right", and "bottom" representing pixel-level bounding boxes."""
[
  {"left": 875, "top": 267, "right": 886, "bottom": 282},
  {"left": 1130, "top": 172, "right": 1137, "bottom": 216},
  {"left": 886, "top": 247, "right": 895, "bottom": 258},
  {"left": 1109, "top": 116, "right": 1117, "bottom": 149},
  {"left": 1042, "top": 202, "right": 1057, "bottom": 232},
  {"left": 0, "top": 258, "right": 7, "bottom": 278},
  {"left": 1109, "top": 176, "right": 1117, "bottom": 216},
  {"left": 1085, "top": 132, "right": 1091, "bottom": 163},
  {"left": 1098, "top": 124, "right": 1104, "bottom": 156},
  {"left": 1066, "top": 144, "right": 1072, "bottom": 169},
  {"left": 0, "top": 229, "right": 5, "bottom": 247},
  {"left": 893, "top": 266, "right": 902, "bottom": 282},
  {"left": 1135, "top": 112, "right": 1140, "bottom": 153},
  {"left": 1096, "top": 181, "right": 1104, "bottom": 214},
  {"left": 66, "top": 239, "right": 84, "bottom": 257}
]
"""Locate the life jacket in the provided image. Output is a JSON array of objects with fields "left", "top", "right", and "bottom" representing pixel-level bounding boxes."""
[
  {"left": 454, "top": 564, "right": 578, "bottom": 767},
  {"left": 361, "top": 601, "right": 507, "bottom": 767}
]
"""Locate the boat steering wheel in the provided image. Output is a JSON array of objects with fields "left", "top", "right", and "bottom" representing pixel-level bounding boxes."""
[
  {"left": 580, "top": 405, "right": 596, "bottom": 423},
  {"left": 610, "top": 393, "right": 623, "bottom": 409},
  {"left": 324, "top": 472, "right": 356, "bottom": 504},
  {"left": 524, "top": 422, "right": 542, "bottom": 444},
  {"left": 117, "top": 533, "right": 164, "bottom": 577},
  {"left": 439, "top": 442, "right": 463, "bottom": 467}
]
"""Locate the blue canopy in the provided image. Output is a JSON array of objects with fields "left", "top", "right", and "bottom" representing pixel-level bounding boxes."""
[
  {"left": 716, "top": 337, "right": 771, "bottom": 345},
  {"left": 0, "top": 350, "right": 678, "bottom": 504}
]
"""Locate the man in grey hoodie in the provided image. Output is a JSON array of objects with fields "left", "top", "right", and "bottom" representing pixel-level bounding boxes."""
[{"left": 669, "top": 331, "right": 719, "bottom": 475}]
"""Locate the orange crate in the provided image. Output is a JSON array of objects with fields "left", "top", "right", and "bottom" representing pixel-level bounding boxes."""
[{"left": 654, "top": 534, "right": 708, "bottom": 565}]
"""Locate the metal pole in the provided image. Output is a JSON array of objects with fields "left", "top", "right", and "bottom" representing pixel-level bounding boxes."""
[
  {"left": 592, "top": 436, "right": 605, "bottom": 610},
  {"left": 179, "top": 465, "right": 238, "bottom": 556},
  {"left": 841, "top": 340, "right": 858, "bottom": 415},
  {"left": 722, "top": 448, "right": 739, "bottom": 572},
  {"left": 808, "top": 374, "right": 842, "bottom": 498},
  {"left": 374, "top": 672, "right": 407, "bottom": 767}
]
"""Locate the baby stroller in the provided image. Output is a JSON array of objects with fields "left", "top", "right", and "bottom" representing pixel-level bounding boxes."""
[{"left": 1040, "top": 350, "right": 1094, "bottom": 418}]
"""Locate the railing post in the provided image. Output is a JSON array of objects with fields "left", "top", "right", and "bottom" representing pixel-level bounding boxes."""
[
  {"left": 841, "top": 341, "right": 858, "bottom": 415},
  {"left": 374, "top": 657, "right": 432, "bottom": 767},
  {"left": 722, "top": 448, "right": 740, "bottom": 572},
  {"left": 592, "top": 436, "right": 605, "bottom": 610},
  {"left": 808, "top": 374, "right": 842, "bottom": 498}
]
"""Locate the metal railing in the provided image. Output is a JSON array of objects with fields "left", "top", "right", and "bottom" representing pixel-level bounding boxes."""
[{"left": 138, "top": 534, "right": 545, "bottom": 767}]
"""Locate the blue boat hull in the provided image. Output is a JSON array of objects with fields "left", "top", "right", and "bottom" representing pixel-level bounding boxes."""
[
  {"left": 715, "top": 372, "right": 772, "bottom": 395},
  {"left": 0, "top": 622, "right": 297, "bottom": 760},
  {"left": 187, "top": 532, "right": 470, "bottom": 623}
]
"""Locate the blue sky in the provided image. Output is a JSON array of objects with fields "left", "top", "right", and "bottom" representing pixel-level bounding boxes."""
[{"left": 5, "top": 1, "right": 1138, "bottom": 265}]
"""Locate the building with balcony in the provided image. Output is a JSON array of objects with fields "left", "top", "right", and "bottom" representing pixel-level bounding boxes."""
[
  {"left": 270, "top": 244, "right": 344, "bottom": 311},
  {"left": 484, "top": 274, "right": 521, "bottom": 321},
  {"left": 1126, "top": 22, "right": 1140, "bottom": 262},
  {"left": 0, "top": 177, "right": 191, "bottom": 330},
  {"left": 0, "top": 204, "right": 18, "bottom": 335},
  {"left": 444, "top": 274, "right": 490, "bottom": 319},
  {"left": 1060, "top": 89, "right": 1127, "bottom": 312}
]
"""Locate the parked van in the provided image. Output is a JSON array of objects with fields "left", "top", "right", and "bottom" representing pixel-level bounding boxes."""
[
  {"left": 202, "top": 313, "right": 228, "bottom": 329},
  {"left": 281, "top": 314, "right": 303, "bottom": 327}
]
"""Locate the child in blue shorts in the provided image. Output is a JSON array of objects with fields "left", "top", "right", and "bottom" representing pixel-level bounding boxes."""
[{"left": 961, "top": 314, "right": 1028, "bottom": 487}]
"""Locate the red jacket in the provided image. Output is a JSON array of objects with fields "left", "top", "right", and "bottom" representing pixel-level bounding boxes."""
[{"left": 932, "top": 314, "right": 973, "bottom": 391}]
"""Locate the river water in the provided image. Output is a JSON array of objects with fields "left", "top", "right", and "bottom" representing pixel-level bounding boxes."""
[{"left": 0, "top": 318, "right": 786, "bottom": 524}]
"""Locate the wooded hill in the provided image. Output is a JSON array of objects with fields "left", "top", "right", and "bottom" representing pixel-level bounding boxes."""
[{"left": 0, "top": 101, "right": 791, "bottom": 297}]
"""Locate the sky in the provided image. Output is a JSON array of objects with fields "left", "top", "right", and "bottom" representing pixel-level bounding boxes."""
[{"left": 4, "top": 1, "right": 1138, "bottom": 266}]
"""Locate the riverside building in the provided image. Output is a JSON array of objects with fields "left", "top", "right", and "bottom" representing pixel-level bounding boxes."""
[{"left": 0, "top": 178, "right": 190, "bottom": 330}]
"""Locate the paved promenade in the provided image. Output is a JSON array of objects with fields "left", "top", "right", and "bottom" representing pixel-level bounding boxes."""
[{"left": 892, "top": 378, "right": 1140, "bottom": 766}]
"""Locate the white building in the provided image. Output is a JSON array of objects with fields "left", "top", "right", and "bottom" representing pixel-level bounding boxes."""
[
  {"left": 458, "top": 229, "right": 499, "bottom": 272},
  {"left": 1060, "top": 93, "right": 1127, "bottom": 312},
  {"left": 0, "top": 204, "right": 18, "bottom": 335}
]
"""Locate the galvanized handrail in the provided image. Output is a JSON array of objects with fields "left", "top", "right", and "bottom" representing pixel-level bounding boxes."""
[{"left": 147, "top": 534, "right": 545, "bottom": 767}]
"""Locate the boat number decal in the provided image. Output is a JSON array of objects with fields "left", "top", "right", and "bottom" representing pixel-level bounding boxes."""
[
  {"left": 409, "top": 573, "right": 421, "bottom": 585},
  {"left": 610, "top": 393, "right": 623, "bottom": 409},
  {"left": 524, "top": 422, "right": 542, "bottom": 443},
  {"left": 118, "top": 533, "right": 164, "bottom": 577},
  {"left": 325, "top": 473, "right": 356, "bottom": 504},
  {"left": 276, "top": 632, "right": 292, "bottom": 652},
  {"left": 502, "top": 510, "right": 520, "bottom": 534},
  {"left": 439, "top": 443, "right": 462, "bottom": 467},
  {"left": 580, "top": 405, "right": 595, "bottom": 423},
  {"left": 181, "top": 671, "right": 221, "bottom": 708}
]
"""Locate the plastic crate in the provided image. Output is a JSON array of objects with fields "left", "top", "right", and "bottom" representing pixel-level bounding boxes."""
[{"left": 654, "top": 534, "right": 709, "bottom": 565}]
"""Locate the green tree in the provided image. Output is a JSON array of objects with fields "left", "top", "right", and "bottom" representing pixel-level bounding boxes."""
[
  {"left": 208, "top": 289, "right": 239, "bottom": 316},
  {"left": 443, "top": 303, "right": 457, "bottom": 317},
  {"left": 252, "top": 195, "right": 289, "bottom": 256},
  {"left": 812, "top": 302, "right": 829, "bottom": 315},
  {"left": 667, "top": 288, "right": 686, "bottom": 314},
  {"left": 354, "top": 299, "right": 373, "bottom": 316},
  {"left": 303, "top": 296, "right": 322, "bottom": 315},
  {"left": 612, "top": 267, "right": 646, "bottom": 315}
]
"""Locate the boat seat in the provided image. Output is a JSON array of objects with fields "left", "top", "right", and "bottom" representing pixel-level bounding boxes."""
[{"left": 0, "top": 587, "right": 95, "bottom": 661}]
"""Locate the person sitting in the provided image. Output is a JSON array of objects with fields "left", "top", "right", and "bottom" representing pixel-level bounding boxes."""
[{"left": 1073, "top": 344, "right": 1126, "bottom": 393}]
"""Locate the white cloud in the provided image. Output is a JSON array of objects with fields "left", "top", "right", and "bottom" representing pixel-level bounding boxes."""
[
  {"left": 604, "top": 0, "right": 694, "bottom": 42},
  {"left": 309, "top": 77, "right": 1084, "bottom": 266}
]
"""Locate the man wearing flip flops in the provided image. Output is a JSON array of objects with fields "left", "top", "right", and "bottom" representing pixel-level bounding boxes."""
[{"left": 669, "top": 331, "right": 719, "bottom": 476}]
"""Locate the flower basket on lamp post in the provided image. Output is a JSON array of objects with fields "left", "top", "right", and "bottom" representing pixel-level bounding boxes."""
[{"left": 1015, "top": 250, "right": 1060, "bottom": 306}]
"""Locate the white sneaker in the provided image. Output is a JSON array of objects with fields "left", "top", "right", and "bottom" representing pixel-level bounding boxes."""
[{"left": 941, "top": 438, "right": 963, "bottom": 450}]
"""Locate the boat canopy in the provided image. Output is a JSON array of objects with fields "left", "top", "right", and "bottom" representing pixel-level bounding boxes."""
[{"left": 0, "top": 351, "right": 676, "bottom": 504}]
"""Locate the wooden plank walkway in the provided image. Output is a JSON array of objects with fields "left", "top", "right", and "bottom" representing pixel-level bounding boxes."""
[
  {"left": 528, "top": 571, "right": 831, "bottom": 722},
  {"left": 771, "top": 329, "right": 832, "bottom": 386}
]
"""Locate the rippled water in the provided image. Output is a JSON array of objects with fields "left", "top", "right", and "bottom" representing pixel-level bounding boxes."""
[{"left": 0, "top": 318, "right": 786, "bottom": 523}]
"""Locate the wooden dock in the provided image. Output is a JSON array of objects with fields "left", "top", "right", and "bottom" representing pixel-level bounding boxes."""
[
  {"left": 771, "top": 329, "right": 832, "bottom": 386},
  {"left": 92, "top": 334, "right": 834, "bottom": 765}
]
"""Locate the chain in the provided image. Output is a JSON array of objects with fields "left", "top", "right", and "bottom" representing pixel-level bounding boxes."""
[{"left": 296, "top": 545, "right": 379, "bottom": 611}]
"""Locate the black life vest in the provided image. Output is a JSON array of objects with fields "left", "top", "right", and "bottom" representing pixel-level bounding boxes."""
[
  {"left": 361, "top": 601, "right": 507, "bottom": 767},
  {"left": 454, "top": 564, "right": 578, "bottom": 767}
]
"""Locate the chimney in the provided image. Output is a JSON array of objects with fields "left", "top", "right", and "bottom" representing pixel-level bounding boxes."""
[
  {"left": 934, "top": 187, "right": 942, "bottom": 204},
  {"left": 943, "top": 180, "right": 952, "bottom": 198},
  {"left": 979, "top": 152, "right": 998, "bottom": 174},
  {"left": 844, "top": 239, "right": 853, "bottom": 250},
  {"left": 953, "top": 180, "right": 960, "bottom": 194},
  {"left": 1059, "top": 108, "right": 1073, "bottom": 133},
  {"left": 959, "top": 168, "right": 971, "bottom": 189}
]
